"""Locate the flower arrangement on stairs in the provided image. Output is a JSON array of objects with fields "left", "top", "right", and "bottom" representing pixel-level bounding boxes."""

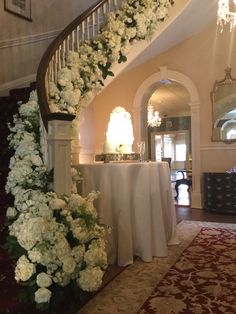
[
  {"left": 49, "top": 0, "right": 174, "bottom": 115},
  {"left": 4, "top": 91, "right": 109, "bottom": 311}
]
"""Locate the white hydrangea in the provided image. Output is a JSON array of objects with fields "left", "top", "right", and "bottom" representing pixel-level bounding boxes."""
[
  {"left": 71, "top": 244, "right": 86, "bottom": 264},
  {"left": 68, "top": 193, "right": 85, "bottom": 211},
  {"left": 70, "top": 219, "right": 89, "bottom": 242},
  {"left": 35, "top": 287, "right": 52, "bottom": 304},
  {"left": 15, "top": 255, "right": 35, "bottom": 282},
  {"left": 57, "top": 68, "right": 72, "bottom": 87},
  {"left": 36, "top": 272, "right": 52, "bottom": 288},
  {"left": 77, "top": 266, "right": 104, "bottom": 292},
  {"left": 10, "top": 216, "right": 49, "bottom": 250},
  {"left": 28, "top": 248, "right": 42, "bottom": 263},
  {"left": 62, "top": 256, "right": 76, "bottom": 274},
  {"left": 53, "top": 236, "right": 71, "bottom": 261},
  {"left": 84, "top": 247, "right": 107, "bottom": 268}
]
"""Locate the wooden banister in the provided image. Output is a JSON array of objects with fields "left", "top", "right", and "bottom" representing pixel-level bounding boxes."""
[{"left": 36, "top": 0, "right": 119, "bottom": 130}]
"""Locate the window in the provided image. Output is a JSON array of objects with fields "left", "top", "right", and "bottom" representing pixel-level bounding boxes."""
[
  {"left": 227, "top": 129, "right": 236, "bottom": 139},
  {"left": 176, "top": 144, "right": 186, "bottom": 161},
  {"left": 163, "top": 136, "right": 172, "bottom": 158}
]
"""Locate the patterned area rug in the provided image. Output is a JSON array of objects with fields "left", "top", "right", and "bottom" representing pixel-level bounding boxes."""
[
  {"left": 79, "top": 221, "right": 236, "bottom": 314},
  {"left": 138, "top": 226, "right": 236, "bottom": 313}
]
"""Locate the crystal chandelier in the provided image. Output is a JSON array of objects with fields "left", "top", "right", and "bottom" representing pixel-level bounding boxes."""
[
  {"left": 147, "top": 104, "right": 162, "bottom": 128},
  {"left": 217, "top": 0, "right": 236, "bottom": 32}
]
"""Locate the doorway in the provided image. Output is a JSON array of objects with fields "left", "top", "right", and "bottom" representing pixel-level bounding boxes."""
[
  {"left": 150, "top": 130, "right": 191, "bottom": 206},
  {"left": 132, "top": 66, "right": 201, "bottom": 208}
]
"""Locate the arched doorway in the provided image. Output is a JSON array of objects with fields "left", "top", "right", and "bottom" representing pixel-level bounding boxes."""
[{"left": 132, "top": 66, "right": 201, "bottom": 208}]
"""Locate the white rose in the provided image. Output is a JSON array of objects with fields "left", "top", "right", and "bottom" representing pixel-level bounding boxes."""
[
  {"left": 34, "top": 287, "right": 52, "bottom": 304},
  {"left": 36, "top": 272, "right": 52, "bottom": 288},
  {"left": 6, "top": 207, "right": 17, "bottom": 218}
]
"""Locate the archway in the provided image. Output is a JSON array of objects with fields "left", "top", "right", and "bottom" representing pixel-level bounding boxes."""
[{"left": 132, "top": 66, "right": 201, "bottom": 208}]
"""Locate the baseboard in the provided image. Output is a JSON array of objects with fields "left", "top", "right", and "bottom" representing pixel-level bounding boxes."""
[
  {"left": 0, "top": 74, "right": 36, "bottom": 96},
  {"left": 190, "top": 191, "right": 202, "bottom": 209}
]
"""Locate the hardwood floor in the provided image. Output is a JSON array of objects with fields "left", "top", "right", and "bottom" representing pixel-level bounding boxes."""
[
  {"left": 176, "top": 205, "right": 236, "bottom": 224},
  {"left": 172, "top": 169, "right": 236, "bottom": 223}
]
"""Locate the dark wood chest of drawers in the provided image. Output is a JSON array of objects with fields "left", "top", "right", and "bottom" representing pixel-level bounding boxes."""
[{"left": 203, "top": 172, "right": 236, "bottom": 214}]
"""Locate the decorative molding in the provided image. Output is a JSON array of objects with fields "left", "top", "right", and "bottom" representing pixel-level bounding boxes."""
[
  {"left": 47, "top": 120, "right": 72, "bottom": 195},
  {"left": 200, "top": 144, "right": 236, "bottom": 151},
  {"left": 0, "top": 73, "right": 36, "bottom": 96},
  {"left": 0, "top": 74, "right": 36, "bottom": 96},
  {"left": 0, "top": 29, "right": 62, "bottom": 50}
]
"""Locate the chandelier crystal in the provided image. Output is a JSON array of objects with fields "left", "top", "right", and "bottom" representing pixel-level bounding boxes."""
[
  {"left": 147, "top": 104, "right": 162, "bottom": 128},
  {"left": 217, "top": 0, "right": 236, "bottom": 32}
]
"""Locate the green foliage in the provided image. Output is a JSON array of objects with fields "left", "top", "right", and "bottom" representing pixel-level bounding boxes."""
[
  {"left": 36, "top": 302, "right": 50, "bottom": 311},
  {"left": 98, "top": 62, "right": 114, "bottom": 80},
  {"left": 3, "top": 235, "right": 27, "bottom": 259},
  {"left": 18, "top": 281, "right": 38, "bottom": 304},
  {"left": 66, "top": 230, "right": 79, "bottom": 248},
  {"left": 118, "top": 54, "right": 127, "bottom": 64}
]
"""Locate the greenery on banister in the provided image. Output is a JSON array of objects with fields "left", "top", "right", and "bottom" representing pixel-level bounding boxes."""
[{"left": 48, "top": 0, "right": 174, "bottom": 116}]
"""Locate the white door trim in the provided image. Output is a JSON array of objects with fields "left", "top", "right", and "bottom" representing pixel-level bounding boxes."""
[{"left": 132, "top": 66, "right": 201, "bottom": 208}]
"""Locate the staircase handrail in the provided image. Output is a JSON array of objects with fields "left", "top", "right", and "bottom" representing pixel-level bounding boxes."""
[{"left": 36, "top": 0, "right": 120, "bottom": 130}]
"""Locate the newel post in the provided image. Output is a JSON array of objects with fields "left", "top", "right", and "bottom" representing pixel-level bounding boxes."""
[{"left": 47, "top": 120, "right": 73, "bottom": 195}]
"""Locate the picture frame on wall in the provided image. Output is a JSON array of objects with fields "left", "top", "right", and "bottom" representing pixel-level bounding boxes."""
[{"left": 4, "top": 0, "right": 32, "bottom": 21}]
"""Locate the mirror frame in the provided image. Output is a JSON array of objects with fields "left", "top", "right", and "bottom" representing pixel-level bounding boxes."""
[{"left": 211, "top": 67, "right": 236, "bottom": 143}]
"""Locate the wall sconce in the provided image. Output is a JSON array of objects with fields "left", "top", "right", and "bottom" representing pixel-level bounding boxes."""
[{"left": 147, "top": 104, "right": 162, "bottom": 127}]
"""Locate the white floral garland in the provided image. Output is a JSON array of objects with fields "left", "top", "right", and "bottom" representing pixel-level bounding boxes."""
[
  {"left": 5, "top": 91, "right": 109, "bottom": 310},
  {"left": 48, "top": 0, "right": 174, "bottom": 115}
]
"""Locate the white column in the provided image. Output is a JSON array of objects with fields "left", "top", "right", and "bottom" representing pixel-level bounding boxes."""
[
  {"left": 47, "top": 120, "right": 72, "bottom": 195},
  {"left": 190, "top": 102, "right": 202, "bottom": 208}
]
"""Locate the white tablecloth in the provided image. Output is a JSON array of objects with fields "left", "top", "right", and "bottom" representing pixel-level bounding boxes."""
[{"left": 77, "top": 161, "right": 179, "bottom": 266}]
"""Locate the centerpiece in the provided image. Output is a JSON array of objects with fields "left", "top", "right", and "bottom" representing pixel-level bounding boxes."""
[{"left": 95, "top": 106, "right": 139, "bottom": 162}]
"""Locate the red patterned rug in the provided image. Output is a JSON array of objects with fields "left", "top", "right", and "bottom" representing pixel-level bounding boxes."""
[{"left": 138, "top": 227, "right": 236, "bottom": 314}]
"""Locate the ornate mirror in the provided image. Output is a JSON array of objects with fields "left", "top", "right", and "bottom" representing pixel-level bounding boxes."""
[{"left": 211, "top": 68, "right": 236, "bottom": 142}]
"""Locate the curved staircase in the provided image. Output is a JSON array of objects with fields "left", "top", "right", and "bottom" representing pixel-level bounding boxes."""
[
  {"left": 35, "top": 0, "right": 190, "bottom": 195},
  {"left": 36, "top": 0, "right": 188, "bottom": 128},
  {"left": 0, "top": 0, "right": 187, "bottom": 233}
]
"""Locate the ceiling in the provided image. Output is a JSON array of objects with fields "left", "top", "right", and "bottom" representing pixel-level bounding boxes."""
[
  {"left": 126, "top": 0, "right": 219, "bottom": 118},
  {"left": 127, "top": 0, "right": 219, "bottom": 70},
  {"left": 149, "top": 80, "right": 190, "bottom": 117}
]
